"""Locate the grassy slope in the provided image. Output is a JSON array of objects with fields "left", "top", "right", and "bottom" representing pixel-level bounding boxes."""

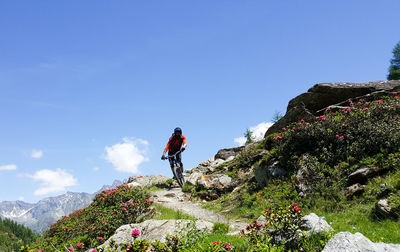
[{"left": 197, "top": 93, "right": 400, "bottom": 243}]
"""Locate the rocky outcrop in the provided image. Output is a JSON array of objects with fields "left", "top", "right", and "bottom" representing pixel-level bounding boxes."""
[
  {"left": 322, "top": 232, "right": 400, "bottom": 252},
  {"left": 254, "top": 161, "right": 286, "bottom": 187},
  {"left": 214, "top": 146, "right": 245, "bottom": 160},
  {"left": 266, "top": 80, "right": 400, "bottom": 136},
  {"left": 127, "top": 175, "right": 170, "bottom": 188},
  {"left": 345, "top": 183, "right": 366, "bottom": 198}
]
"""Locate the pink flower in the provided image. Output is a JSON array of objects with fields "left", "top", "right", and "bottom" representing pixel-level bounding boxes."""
[
  {"left": 393, "top": 92, "right": 397, "bottom": 95},
  {"left": 335, "top": 134, "right": 339, "bottom": 138},
  {"left": 282, "top": 127, "right": 286, "bottom": 130},
  {"left": 91, "top": 250, "right": 98, "bottom": 252},
  {"left": 377, "top": 100, "right": 383, "bottom": 104},
  {"left": 128, "top": 202, "right": 133, "bottom": 205},
  {"left": 123, "top": 208, "right": 127, "bottom": 211},
  {"left": 212, "top": 241, "right": 220, "bottom": 245},
  {"left": 226, "top": 243, "right": 232, "bottom": 249},
  {"left": 121, "top": 202, "right": 126, "bottom": 206},
  {"left": 68, "top": 247, "right": 73, "bottom": 251},
  {"left": 294, "top": 206, "right": 301, "bottom": 212},
  {"left": 364, "top": 107, "right": 369, "bottom": 111},
  {"left": 264, "top": 209, "right": 270, "bottom": 213},
  {"left": 291, "top": 203, "right": 297, "bottom": 207},
  {"left": 340, "top": 136, "right": 344, "bottom": 139},
  {"left": 98, "top": 237, "right": 103, "bottom": 240},
  {"left": 135, "top": 203, "right": 139, "bottom": 206},
  {"left": 132, "top": 229, "right": 140, "bottom": 238},
  {"left": 145, "top": 199, "right": 150, "bottom": 203},
  {"left": 38, "top": 250, "right": 43, "bottom": 252},
  {"left": 276, "top": 136, "right": 282, "bottom": 140},
  {"left": 153, "top": 207, "right": 157, "bottom": 210}
]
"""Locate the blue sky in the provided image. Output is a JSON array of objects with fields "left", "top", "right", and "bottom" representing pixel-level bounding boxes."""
[{"left": 0, "top": 1, "right": 399, "bottom": 203}]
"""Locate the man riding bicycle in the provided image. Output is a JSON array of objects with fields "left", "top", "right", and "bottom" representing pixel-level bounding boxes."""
[{"left": 161, "top": 127, "right": 187, "bottom": 175}]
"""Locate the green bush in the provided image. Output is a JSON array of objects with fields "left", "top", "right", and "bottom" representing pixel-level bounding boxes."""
[{"left": 26, "top": 184, "right": 155, "bottom": 251}]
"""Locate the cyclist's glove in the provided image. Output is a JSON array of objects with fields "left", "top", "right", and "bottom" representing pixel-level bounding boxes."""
[
  {"left": 161, "top": 155, "right": 166, "bottom": 160},
  {"left": 181, "top": 147, "right": 186, "bottom": 152}
]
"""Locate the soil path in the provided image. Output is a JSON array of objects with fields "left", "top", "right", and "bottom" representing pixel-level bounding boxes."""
[{"left": 150, "top": 187, "right": 247, "bottom": 234}]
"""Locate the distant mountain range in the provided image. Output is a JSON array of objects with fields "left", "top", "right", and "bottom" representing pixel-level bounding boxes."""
[{"left": 0, "top": 180, "right": 122, "bottom": 233}]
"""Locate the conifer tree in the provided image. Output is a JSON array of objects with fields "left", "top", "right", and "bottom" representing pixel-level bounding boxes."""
[{"left": 388, "top": 41, "right": 400, "bottom": 80}]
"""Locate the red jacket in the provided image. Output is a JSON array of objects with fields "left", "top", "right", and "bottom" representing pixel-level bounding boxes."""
[{"left": 164, "top": 135, "right": 187, "bottom": 153}]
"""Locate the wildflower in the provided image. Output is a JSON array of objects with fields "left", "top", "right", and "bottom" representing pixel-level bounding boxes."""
[
  {"left": 396, "top": 96, "right": 399, "bottom": 100},
  {"left": 377, "top": 100, "right": 383, "bottom": 104},
  {"left": 241, "top": 229, "right": 245, "bottom": 233},
  {"left": 276, "top": 135, "right": 282, "bottom": 140},
  {"left": 282, "top": 127, "right": 286, "bottom": 130},
  {"left": 294, "top": 206, "right": 301, "bottom": 212},
  {"left": 135, "top": 203, "right": 139, "bottom": 206},
  {"left": 128, "top": 202, "right": 133, "bottom": 205},
  {"left": 340, "top": 136, "right": 344, "bottom": 139},
  {"left": 291, "top": 203, "right": 297, "bottom": 207},
  {"left": 364, "top": 107, "right": 369, "bottom": 111},
  {"left": 98, "top": 237, "right": 103, "bottom": 240},
  {"left": 132, "top": 229, "right": 140, "bottom": 238},
  {"left": 38, "top": 250, "right": 43, "bottom": 252},
  {"left": 226, "top": 243, "right": 232, "bottom": 249},
  {"left": 264, "top": 209, "right": 270, "bottom": 213},
  {"left": 145, "top": 199, "right": 150, "bottom": 203},
  {"left": 121, "top": 202, "right": 126, "bottom": 206},
  {"left": 212, "top": 241, "right": 220, "bottom": 245},
  {"left": 68, "top": 247, "right": 73, "bottom": 251},
  {"left": 335, "top": 134, "right": 340, "bottom": 138},
  {"left": 393, "top": 92, "right": 397, "bottom": 95},
  {"left": 91, "top": 250, "right": 98, "bottom": 252},
  {"left": 123, "top": 208, "right": 127, "bottom": 211},
  {"left": 153, "top": 207, "right": 157, "bottom": 210},
  {"left": 319, "top": 116, "right": 326, "bottom": 120}
]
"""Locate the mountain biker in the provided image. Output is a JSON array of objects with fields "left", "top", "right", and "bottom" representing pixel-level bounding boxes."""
[{"left": 161, "top": 127, "right": 187, "bottom": 174}]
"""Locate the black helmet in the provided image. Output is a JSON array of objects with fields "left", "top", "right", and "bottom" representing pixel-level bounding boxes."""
[{"left": 174, "top": 127, "right": 182, "bottom": 134}]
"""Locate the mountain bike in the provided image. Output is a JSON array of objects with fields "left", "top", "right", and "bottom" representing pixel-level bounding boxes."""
[{"left": 163, "top": 150, "right": 185, "bottom": 187}]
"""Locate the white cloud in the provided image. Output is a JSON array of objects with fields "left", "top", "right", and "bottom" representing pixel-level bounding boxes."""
[
  {"left": 0, "top": 164, "right": 17, "bottom": 171},
  {"left": 31, "top": 149, "right": 43, "bottom": 159},
  {"left": 105, "top": 138, "right": 149, "bottom": 173},
  {"left": 18, "top": 196, "right": 24, "bottom": 201},
  {"left": 234, "top": 122, "right": 274, "bottom": 146},
  {"left": 234, "top": 137, "right": 247, "bottom": 146},
  {"left": 30, "top": 168, "right": 77, "bottom": 196}
]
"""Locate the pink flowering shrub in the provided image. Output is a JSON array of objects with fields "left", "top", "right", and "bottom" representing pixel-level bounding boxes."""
[
  {"left": 242, "top": 203, "right": 303, "bottom": 250},
  {"left": 26, "top": 184, "right": 155, "bottom": 252}
]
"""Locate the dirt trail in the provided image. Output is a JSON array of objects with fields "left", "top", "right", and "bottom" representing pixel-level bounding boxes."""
[{"left": 150, "top": 188, "right": 247, "bottom": 234}]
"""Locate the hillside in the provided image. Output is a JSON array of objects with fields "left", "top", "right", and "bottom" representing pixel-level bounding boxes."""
[
  {"left": 0, "top": 217, "right": 39, "bottom": 252},
  {"left": 24, "top": 81, "right": 400, "bottom": 251}
]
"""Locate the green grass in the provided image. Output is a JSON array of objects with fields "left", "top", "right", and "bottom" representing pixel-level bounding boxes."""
[
  {"left": 153, "top": 204, "right": 197, "bottom": 221},
  {"left": 313, "top": 203, "right": 400, "bottom": 243}
]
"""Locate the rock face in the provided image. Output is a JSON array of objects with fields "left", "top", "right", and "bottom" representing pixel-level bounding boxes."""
[
  {"left": 214, "top": 146, "right": 244, "bottom": 160},
  {"left": 322, "top": 232, "right": 400, "bottom": 252},
  {"left": 98, "top": 220, "right": 213, "bottom": 249},
  {"left": 266, "top": 80, "right": 400, "bottom": 136}
]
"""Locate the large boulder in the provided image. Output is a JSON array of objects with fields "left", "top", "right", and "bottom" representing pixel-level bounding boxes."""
[
  {"left": 266, "top": 81, "right": 400, "bottom": 136},
  {"left": 322, "top": 232, "right": 400, "bottom": 252}
]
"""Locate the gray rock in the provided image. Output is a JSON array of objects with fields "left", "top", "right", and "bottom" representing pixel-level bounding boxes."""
[
  {"left": 214, "top": 146, "right": 244, "bottom": 160},
  {"left": 127, "top": 175, "right": 170, "bottom": 188},
  {"left": 302, "top": 213, "right": 333, "bottom": 235},
  {"left": 348, "top": 166, "right": 381, "bottom": 185},
  {"left": 210, "top": 174, "right": 232, "bottom": 189},
  {"left": 322, "top": 232, "right": 400, "bottom": 252},
  {"left": 187, "top": 172, "right": 203, "bottom": 185},
  {"left": 255, "top": 161, "right": 286, "bottom": 186},
  {"left": 266, "top": 80, "right": 400, "bottom": 137},
  {"left": 346, "top": 183, "right": 366, "bottom": 198},
  {"left": 257, "top": 214, "right": 267, "bottom": 224},
  {"left": 375, "top": 199, "right": 399, "bottom": 219},
  {"left": 98, "top": 220, "right": 213, "bottom": 250}
]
